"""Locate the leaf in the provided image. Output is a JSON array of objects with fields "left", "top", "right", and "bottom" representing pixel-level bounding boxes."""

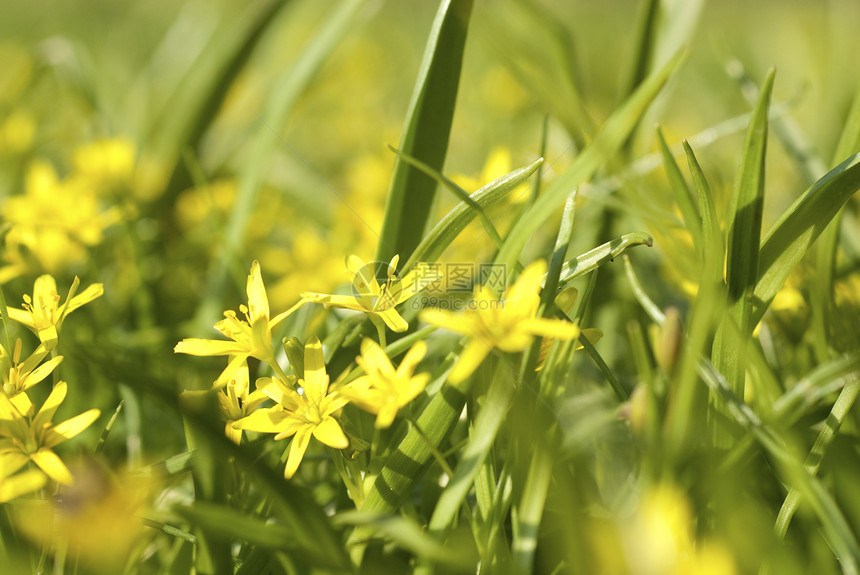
[
  {"left": 555, "top": 232, "right": 654, "bottom": 287},
  {"left": 376, "top": 0, "right": 474, "bottom": 264},
  {"left": 657, "top": 127, "right": 702, "bottom": 251},
  {"left": 752, "top": 150, "right": 860, "bottom": 325},
  {"left": 401, "top": 159, "right": 543, "bottom": 274},
  {"left": 710, "top": 68, "right": 774, "bottom": 444},
  {"left": 428, "top": 363, "right": 515, "bottom": 533}
]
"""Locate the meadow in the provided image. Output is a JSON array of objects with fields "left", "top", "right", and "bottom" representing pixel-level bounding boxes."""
[{"left": 1, "top": 0, "right": 860, "bottom": 573}]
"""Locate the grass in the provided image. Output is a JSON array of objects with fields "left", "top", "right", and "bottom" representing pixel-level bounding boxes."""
[{"left": 1, "top": 0, "right": 860, "bottom": 574}]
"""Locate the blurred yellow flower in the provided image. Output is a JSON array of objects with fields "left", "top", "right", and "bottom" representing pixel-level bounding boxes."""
[
  {"left": 233, "top": 337, "right": 349, "bottom": 478},
  {"left": 73, "top": 137, "right": 136, "bottom": 193},
  {"left": 341, "top": 339, "right": 429, "bottom": 429},
  {"left": 622, "top": 484, "right": 737, "bottom": 575},
  {"left": 175, "top": 261, "right": 305, "bottom": 386},
  {"left": 3, "top": 160, "right": 122, "bottom": 274},
  {"left": 421, "top": 260, "right": 580, "bottom": 383},
  {"left": 6, "top": 275, "right": 103, "bottom": 350},
  {"left": 0, "top": 381, "right": 100, "bottom": 485},
  {"left": 217, "top": 361, "right": 268, "bottom": 444}
]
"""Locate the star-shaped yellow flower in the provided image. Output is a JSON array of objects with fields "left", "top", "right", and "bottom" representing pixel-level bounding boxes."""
[
  {"left": 0, "top": 381, "right": 100, "bottom": 485},
  {"left": 302, "top": 255, "right": 429, "bottom": 333},
  {"left": 175, "top": 261, "right": 304, "bottom": 386},
  {"left": 341, "top": 339, "right": 429, "bottom": 429},
  {"left": 420, "top": 260, "right": 580, "bottom": 383},
  {"left": 5, "top": 275, "right": 103, "bottom": 349},
  {"left": 233, "top": 337, "right": 349, "bottom": 478}
]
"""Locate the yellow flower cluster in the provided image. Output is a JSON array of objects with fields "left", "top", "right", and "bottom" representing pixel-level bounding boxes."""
[
  {"left": 0, "top": 275, "right": 103, "bottom": 502},
  {"left": 177, "top": 256, "right": 581, "bottom": 479},
  {"left": 1, "top": 138, "right": 133, "bottom": 280}
]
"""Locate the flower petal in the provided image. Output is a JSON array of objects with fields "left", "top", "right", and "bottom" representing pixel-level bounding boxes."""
[
  {"left": 284, "top": 426, "right": 313, "bottom": 479},
  {"left": 233, "top": 407, "right": 291, "bottom": 434},
  {"left": 376, "top": 308, "right": 409, "bottom": 333},
  {"left": 397, "top": 341, "right": 427, "bottom": 378},
  {"left": 312, "top": 417, "right": 348, "bottom": 449},
  {"left": 174, "top": 339, "right": 246, "bottom": 357},
  {"left": 49, "top": 409, "right": 101, "bottom": 444},
  {"left": 449, "top": 339, "right": 493, "bottom": 384},
  {"left": 0, "top": 469, "right": 46, "bottom": 502},
  {"left": 302, "top": 337, "right": 329, "bottom": 400},
  {"left": 31, "top": 448, "right": 74, "bottom": 484},
  {"left": 0, "top": 450, "right": 30, "bottom": 478},
  {"left": 66, "top": 283, "right": 104, "bottom": 314},
  {"left": 245, "top": 261, "right": 270, "bottom": 322},
  {"left": 34, "top": 381, "right": 67, "bottom": 430},
  {"left": 420, "top": 309, "right": 471, "bottom": 336},
  {"left": 520, "top": 317, "right": 580, "bottom": 340}
]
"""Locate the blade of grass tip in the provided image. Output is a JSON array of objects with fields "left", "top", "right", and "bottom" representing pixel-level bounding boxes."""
[
  {"left": 529, "top": 115, "right": 550, "bottom": 205},
  {"left": 657, "top": 126, "right": 703, "bottom": 251},
  {"left": 710, "top": 68, "right": 774, "bottom": 447},
  {"left": 495, "top": 49, "right": 684, "bottom": 278},
  {"left": 663, "top": 141, "right": 727, "bottom": 453},
  {"left": 620, "top": 0, "right": 659, "bottom": 102},
  {"left": 376, "top": 0, "right": 474, "bottom": 264},
  {"left": 428, "top": 361, "right": 515, "bottom": 535},
  {"left": 138, "top": 0, "right": 289, "bottom": 201},
  {"left": 683, "top": 140, "right": 724, "bottom": 286},
  {"left": 752, "top": 150, "right": 860, "bottom": 326},
  {"left": 190, "top": 1, "right": 362, "bottom": 334},
  {"left": 521, "top": 193, "right": 577, "bottom": 377},
  {"left": 811, "top": 80, "right": 860, "bottom": 362},
  {"left": 555, "top": 232, "right": 654, "bottom": 287},
  {"left": 387, "top": 144, "right": 504, "bottom": 251},
  {"left": 401, "top": 158, "right": 543, "bottom": 274},
  {"left": 95, "top": 401, "right": 124, "bottom": 455}
]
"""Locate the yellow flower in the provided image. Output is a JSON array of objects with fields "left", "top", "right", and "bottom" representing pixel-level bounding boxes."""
[
  {"left": 0, "top": 381, "right": 100, "bottom": 485},
  {"left": 72, "top": 137, "right": 136, "bottom": 193},
  {"left": 174, "top": 261, "right": 304, "bottom": 386},
  {"left": 233, "top": 337, "right": 349, "bottom": 478},
  {"left": 302, "top": 255, "right": 429, "bottom": 333},
  {"left": 6, "top": 275, "right": 103, "bottom": 349},
  {"left": 3, "top": 160, "right": 121, "bottom": 274},
  {"left": 420, "top": 260, "right": 580, "bottom": 383},
  {"left": 1, "top": 340, "right": 63, "bottom": 415},
  {"left": 341, "top": 339, "right": 430, "bottom": 429},
  {"left": 217, "top": 361, "right": 268, "bottom": 444}
]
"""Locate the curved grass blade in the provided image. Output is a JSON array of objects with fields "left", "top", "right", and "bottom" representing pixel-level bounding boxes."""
[
  {"left": 495, "top": 49, "right": 684, "bottom": 275},
  {"left": 376, "top": 0, "right": 474, "bottom": 264},
  {"left": 657, "top": 127, "right": 702, "bottom": 251},
  {"left": 710, "top": 69, "right": 774, "bottom": 445},
  {"left": 752, "top": 150, "right": 860, "bottom": 326},
  {"left": 428, "top": 362, "right": 515, "bottom": 533},
  {"left": 401, "top": 159, "right": 543, "bottom": 274},
  {"left": 555, "top": 232, "right": 653, "bottom": 287}
]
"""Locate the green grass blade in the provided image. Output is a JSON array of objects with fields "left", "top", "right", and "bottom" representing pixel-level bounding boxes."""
[
  {"left": 752, "top": 150, "right": 860, "bottom": 325},
  {"left": 774, "top": 376, "right": 860, "bottom": 540},
  {"left": 620, "top": 0, "right": 659, "bottom": 100},
  {"left": 710, "top": 68, "right": 774, "bottom": 443},
  {"left": 428, "top": 362, "right": 515, "bottom": 533},
  {"left": 401, "top": 159, "right": 543, "bottom": 274},
  {"left": 556, "top": 232, "right": 653, "bottom": 287},
  {"left": 190, "top": 1, "right": 361, "bottom": 333},
  {"left": 376, "top": 0, "right": 474, "bottom": 264},
  {"left": 683, "top": 140, "right": 723, "bottom": 286},
  {"left": 138, "top": 0, "right": 289, "bottom": 200},
  {"left": 657, "top": 126, "right": 702, "bottom": 251},
  {"left": 495, "top": 49, "right": 684, "bottom": 276}
]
